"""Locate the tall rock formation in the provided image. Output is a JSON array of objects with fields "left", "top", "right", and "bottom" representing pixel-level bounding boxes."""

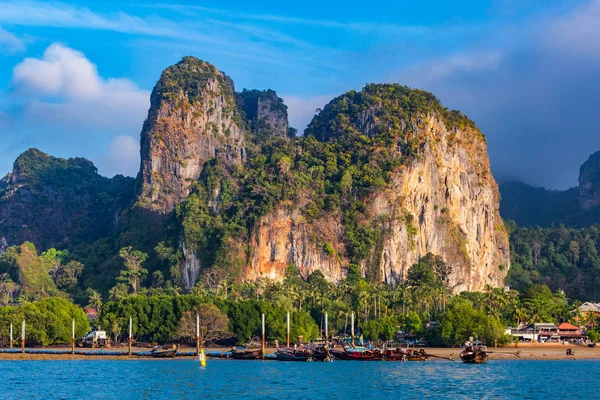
[
  {"left": 138, "top": 57, "right": 245, "bottom": 214},
  {"left": 579, "top": 150, "right": 600, "bottom": 210},
  {"left": 135, "top": 61, "right": 509, "bottom": 292},
  {"left": 245, "top": 85, "right": 509, "bottom": 291}
]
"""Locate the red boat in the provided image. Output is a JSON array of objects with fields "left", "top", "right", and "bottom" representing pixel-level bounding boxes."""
[
  {"left": 382, "top": 348, "right": 408, "bottom": 361},
  {"left": 331, "top": 347, "right": 382, "bottom": 361}
]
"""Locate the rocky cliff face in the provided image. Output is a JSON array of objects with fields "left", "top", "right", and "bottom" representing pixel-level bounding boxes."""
[
  {"left": 129, "top": 60, "right": 510, "bottom": 292},
  {"left": 579, "top": 151, "right": 600, "bottom": 210},
  {"left": 246, "top": 205, "right": 348, "bottom": 282},
  {"left": 0, "top": 149, "right": 134, "bottom": 251},
  {"left": 236, "top": 89, "right": 290, "bottom": 138},
  {"left": 244, "top": 86, "right": 509, "bottom": 291},
  {"left": 365, "top": 115, "right": 508, "bottom": 291},
  {"left": 138, "top": 57, "right": 245, "bottom": 214}
]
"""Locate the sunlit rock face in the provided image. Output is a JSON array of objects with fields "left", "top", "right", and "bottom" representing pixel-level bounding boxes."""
[
  {"left": 138, "top": 57, "right": 244, "bottom": 214},
  {"left": 137, "top": 61, "right": 509, "bottom": 293},
  {"left": 246, "top": 87, "right": 509, "bottom": 292}
]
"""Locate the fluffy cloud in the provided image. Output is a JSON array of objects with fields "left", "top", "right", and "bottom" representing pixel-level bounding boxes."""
[
  {"left": 12, "top": 43, "right": 149, "bottom": 130},
  {"left": 0, "top": 28, "right": 24, "bottom": 53},
  {"left": 3, "top": 43, "right": 149, "bottom": 177}
]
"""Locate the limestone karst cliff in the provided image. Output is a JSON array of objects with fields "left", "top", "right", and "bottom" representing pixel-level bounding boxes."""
[
  {"left": 236, "top": 89, "right": 291, "bottom": 139},
  {"left": 138, "top": 57, "right": 245, "bottom": 214},
  {"left": 244, "top": 86, "right": 509, "bottom": 291},
  {"left": 0, "top": 57, "right": 511, "bottom": 295},
  {"left": 164, "top": 72, "right": 510, "bottom": 292}
]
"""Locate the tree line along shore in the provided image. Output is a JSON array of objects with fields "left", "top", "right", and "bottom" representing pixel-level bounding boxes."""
[{"left": 1, "top": 247, "right": 599, "bottom": 350}]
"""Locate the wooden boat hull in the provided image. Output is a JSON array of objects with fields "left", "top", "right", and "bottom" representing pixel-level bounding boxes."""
[
  {"left": 275, "top": 351, "right": 310, "bottom": 361},
  {"left": 150, "top": 345, "right": 178, "bottom": 358},
  {"left": 311, "top": 349, "right": 329, "bottom": 361},
  {"left": 231, "top": 349, "right": 262, "bottom": 360},
  {"left": 459, "top": 351, "right": 487, "bottom": 364},
  {"left": 406, "top": 355, "right": 429, "bottom": 361},
  {"left": 331, "top": 349, "right": 382, "bottom": 361}
]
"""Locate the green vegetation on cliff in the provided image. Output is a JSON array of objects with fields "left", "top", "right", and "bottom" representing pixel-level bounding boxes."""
[
  {"left": 305, "top": 84, "right": 479, "bottom": 142},
  {"left": 0, "top": 148, "right": 135, "bottom": 250},
  {"left": 152, "top": 56, "right": 241, "bottom": 124},
  {"left": 175, "top": 84, "right": 485, "bottom": 283},
  {"left": 0, "top": 242, "right": 58, "bottom": 299}
]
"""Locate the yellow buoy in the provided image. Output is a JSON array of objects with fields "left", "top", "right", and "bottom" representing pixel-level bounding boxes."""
[{"left": 199, "top": 348, "right": 207, "bottom": 367}]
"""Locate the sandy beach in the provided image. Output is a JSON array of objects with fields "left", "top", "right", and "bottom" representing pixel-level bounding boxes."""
[{"left": 0, "top": 343, "right": 598, "bottom": 361}]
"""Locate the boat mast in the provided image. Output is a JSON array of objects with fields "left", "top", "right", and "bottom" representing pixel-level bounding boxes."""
[
  {"left": 286, "top": 311, "right": 290, "bottom": 348},
  {"left": 351, "top": 312, "right": 355, "bottom": 348}
]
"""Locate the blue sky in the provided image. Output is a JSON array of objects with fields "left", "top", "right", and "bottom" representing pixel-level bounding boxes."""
[{"left": 0, "top": 0, "right": 599, "bottom": 189}]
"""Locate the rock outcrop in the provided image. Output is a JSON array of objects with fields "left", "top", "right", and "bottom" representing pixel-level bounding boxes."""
[
  {"left": 0, "top": 58, "right": 509, "bottom": 294},
  {"left": 246, "top": 205, "right": 348, "bottom": 282},
  {"left": 244, "top": 85, "right": 509, "bottom": 291},
  {"left": 579, "top": 151, "right": 600, "bottom": 210},
  {"left": 236, "top": 89, "right": 290, "bottom": 138},
  {"left": 0, "top": 149, "right": 134, "bottom": 251},
  {"left": 138, "top": 57, "right": 245, "bottom": 214}
]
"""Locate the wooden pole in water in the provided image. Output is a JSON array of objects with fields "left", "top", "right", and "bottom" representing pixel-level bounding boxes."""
[
  {"left": 196, "top": 314, "right": 200, "bottom": 355},
  {"left": 350, "top": 312, "right": 355, "bottom": 347},
  {"left": 261, "top": 313, "right": 265, "bottom": 360},
  {"left": 128, "top": 317, "right": 132, "bottom": 356},
  {"left": 9, "top": 323, "right": 13, "bottom": 349},
  {"left": 71, "top": 318, "right": 75, "bottom": 355},
  {"left": 21, "top": 320, "right": 25, "bottom": 353},
  {"left": 325, "top": 312, "right": 328, "bottom": 343},
  {"left": 286, "top": 311, "right": 290, "bottom": 348}
]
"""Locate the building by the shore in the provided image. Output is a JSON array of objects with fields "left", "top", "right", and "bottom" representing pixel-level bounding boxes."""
[
  {"left": 508, "top": 322, "right": 586, "bottom": 342},
  {"left": 578, "top": 302, "right": 600, "bottom": 318}
]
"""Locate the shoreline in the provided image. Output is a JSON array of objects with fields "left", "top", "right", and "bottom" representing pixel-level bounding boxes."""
[{"left": 0, "top": 344, "right": 597, "bottom": 361}]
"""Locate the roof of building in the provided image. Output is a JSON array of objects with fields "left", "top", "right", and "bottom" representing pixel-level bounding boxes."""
[
  {"left": 557, "top": 322, "right": 580, "bottom": 330},
  {"left": 534, "top": 323, "right": 558, "bottom": 328},
  {"left": 579, "top": 302, "right": 600, "bottom": 312}
]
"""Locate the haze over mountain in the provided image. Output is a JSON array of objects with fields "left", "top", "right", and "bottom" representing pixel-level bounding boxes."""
[{"left": 500, "top": 151, "right": 600, "bottom": 228}]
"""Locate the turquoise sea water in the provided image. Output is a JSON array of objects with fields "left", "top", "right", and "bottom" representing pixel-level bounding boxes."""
[{"left": 1, "top": 359, "right": 598, "bottom": 400}]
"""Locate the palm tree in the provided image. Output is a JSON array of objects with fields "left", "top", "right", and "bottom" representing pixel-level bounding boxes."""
[{"left": 87, "top": 290, "right": 103, "bottom": 310}]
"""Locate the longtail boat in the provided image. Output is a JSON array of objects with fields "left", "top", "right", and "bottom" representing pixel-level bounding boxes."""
[
  {"left": 405, "top": 348, "right": 429, "bottom": 361},
  {"left": 309, "top": 345, "right": 330, "bottom": 361},
  {"left": 231, "top": 347, "right": 262, "bottom": 360},
  {"left": 331, "top": 346, "right": 382, "bottom": 361},
  {"left": 150, "top": 344, "right": 178, "bottom": 358},
  {"left": 382, "top": 348, "right": 408, "bottom": 361},
  {"left": 459, "top": 345, "right": 488, "bottom": 364},
  {"left": 275, "top": 347, "right": 312, "bottom": 361}
]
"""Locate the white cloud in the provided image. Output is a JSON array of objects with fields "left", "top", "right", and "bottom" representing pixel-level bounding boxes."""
[
  {"left": 284, "top": 95, "right": 335, "bottom": 132},
  {"left": 397, "top": 50, "right": 504, "bottom": 89},
  {"left": 100, "top": 135, "right": 139, "bottom": 177},
  {"left": 0, "top": 27, "right": 24, "bottom": 53},
  {"left": 12, "top": 43, "right": 149, "bottom": 130},
  {"left": 5, "top": 43, "right": 149, "bottom": 177}
]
